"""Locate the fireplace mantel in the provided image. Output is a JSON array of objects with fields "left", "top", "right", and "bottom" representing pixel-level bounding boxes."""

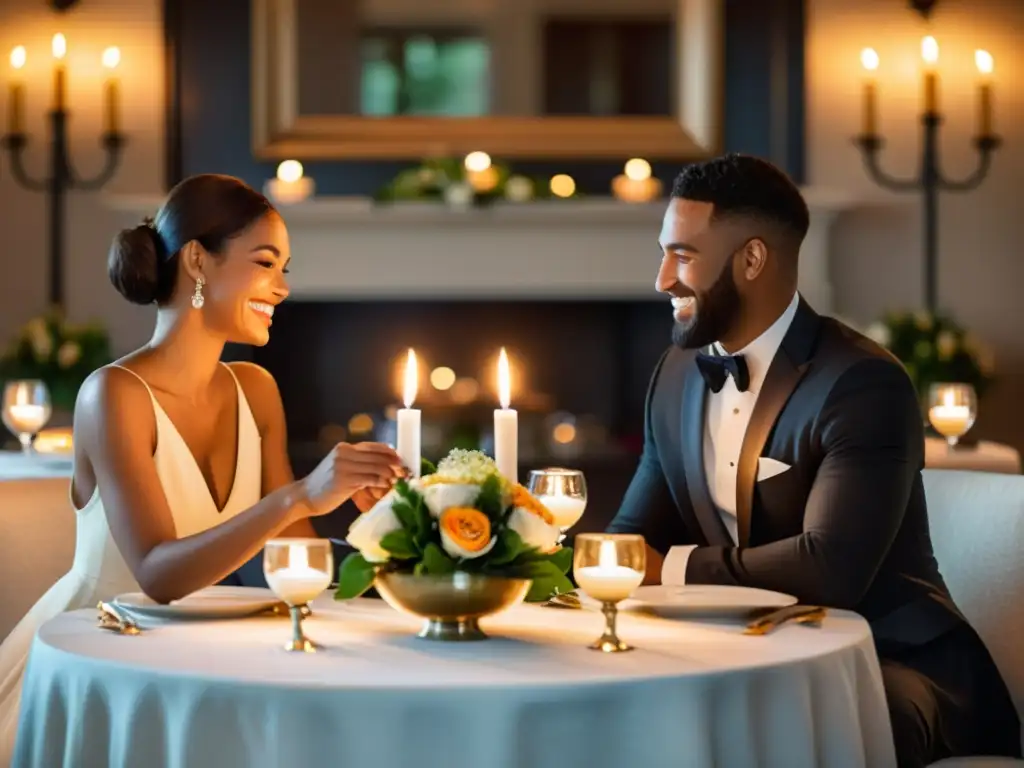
[{"left": 104, "top": 191, "right": 868, "bottom": 311}]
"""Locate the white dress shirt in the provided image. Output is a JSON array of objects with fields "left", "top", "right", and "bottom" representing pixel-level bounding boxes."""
[{"left": 662, "top": 292, "right": 800, "bottom": 584}]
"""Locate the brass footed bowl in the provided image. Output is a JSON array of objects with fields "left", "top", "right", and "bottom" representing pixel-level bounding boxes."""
[{"left": 375, "top": 571, "right": 531, "bottom": 641}]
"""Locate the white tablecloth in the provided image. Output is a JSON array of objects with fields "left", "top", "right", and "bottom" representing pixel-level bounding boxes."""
[
  {"left": 925, "top": 437, "right": 1021, "bottom": 474},
  {"left": 0, "top": 451, "right": 72, "bottom": 481},
  {"left": 14, "top": 594, "right": 896, "bottom": 768}
]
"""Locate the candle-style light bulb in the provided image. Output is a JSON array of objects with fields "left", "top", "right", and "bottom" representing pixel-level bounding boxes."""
[
  {"left": 921, "top": 36, "right": 939, "bottom": 114},
  {"left": 10, "top": 46, "right": 26, "bottom": 70},
  {"left": 975, "top": 50, "right": 994, "bottom": 137},
  {"left": 101, "top": 46, "right": 121, "bottom": 134},
  {"left": 51, "top": 33, "right": 67, "bottom": 60},
  {"left": 860, "top": 48, "right": 880, "bottom": 136},
  {"left": 7, "top": 46, "right": 26, "bottom": 133}
]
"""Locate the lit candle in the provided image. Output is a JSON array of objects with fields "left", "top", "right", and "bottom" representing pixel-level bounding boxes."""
[
  {"left": 8, "top": 46, "right": 25, "bottom": 134},
  {"left": 921, "top": 36, "right": 939, "bottom": 115},
  {"left": 611, "top": 158, "right": 662, "bottom": 203},
  {"left": 494, "top": 347, "right": 518, "bottom": 482},
  {"left": 396, "top": 348, "right": 421, "bottom": 478},
  {"left": 6, "top": 404, "right": 48, "bottom": 434},
  {"left": 52, "top": 33, "right": 67, "bottom": 112},
  {"left": 102, "top": 46, "right": 120, "bottom": 134},
  {"left": 263, "top": 160, "right": 315, "bottom": 205},
  {"left": 536, "top": 495, "right": 587, "bottom": 530},
  {"left": 860, "top": 48, "right": 879, "bottom": 135},
  {"left": 464, "top": 151, "right": 498, "bottom": 193},
  {"left": 928, "top": 390, "right": 972, "bottom": 439},
  {"left": 575, "top": 539, "right": 643, "bottom": 603},
  {"left": 264, "top": 543, "right": 331, "bottom": 606},
  {"left": 975, "top": 50, "right": 994, "bottom": 137}
]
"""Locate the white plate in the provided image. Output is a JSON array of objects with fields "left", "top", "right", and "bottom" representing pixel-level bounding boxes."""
[
  {"left": 113, "top": 586, "right": 281, "bottom": 621},
  {"left": 581, "top": 584, "right": 797, "bottom": 618}
]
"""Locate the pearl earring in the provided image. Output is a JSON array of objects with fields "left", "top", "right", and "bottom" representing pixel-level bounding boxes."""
[{"left": 191, "top": 276, "right": 205, "bottom": 309}]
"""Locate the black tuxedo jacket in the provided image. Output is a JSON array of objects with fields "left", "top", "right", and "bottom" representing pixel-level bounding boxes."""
[{"left": 608, "top": 298, "right": 965, "bottom": 651}]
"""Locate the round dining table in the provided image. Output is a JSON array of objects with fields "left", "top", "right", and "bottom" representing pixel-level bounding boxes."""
[{"left": 14, "top": 593, "right": 897, "bottom": 768}]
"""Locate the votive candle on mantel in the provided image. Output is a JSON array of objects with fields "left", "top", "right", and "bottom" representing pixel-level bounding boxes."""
[
  {"left": 494, "top": 347, "right": 518, "bottom": 483},
  {"left": 396, "top": 348, "right": 421, "bottom": 477}
]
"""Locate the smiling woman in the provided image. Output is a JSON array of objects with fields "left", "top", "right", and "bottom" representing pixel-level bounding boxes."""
[{"left": 0, "top": 174, "right": 410, "bottom": 761}]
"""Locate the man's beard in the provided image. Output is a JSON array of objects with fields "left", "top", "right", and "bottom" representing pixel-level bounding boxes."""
[{"left": 671, "top": 257, "right": 742, "bottom": 350}]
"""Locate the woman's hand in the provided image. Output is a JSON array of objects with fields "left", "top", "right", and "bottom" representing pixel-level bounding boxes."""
[
  {"left": 352, "top": 485, "right": 391, "bottom": 514},
  {"left": 301, "top": 442, "right": 405, "bottom": 516}
]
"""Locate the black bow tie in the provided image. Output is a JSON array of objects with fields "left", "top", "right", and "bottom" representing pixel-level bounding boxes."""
[{"left": 695, "top": 352, "right": 750, "bottom": 393}]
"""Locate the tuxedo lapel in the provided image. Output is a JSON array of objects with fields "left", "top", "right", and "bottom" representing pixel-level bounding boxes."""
[
  {"left": 681, "top": 356, "right": 733, "bottom": 547},
  {"left": 735, "top": 299, "right": 821, "bottom": 546}
]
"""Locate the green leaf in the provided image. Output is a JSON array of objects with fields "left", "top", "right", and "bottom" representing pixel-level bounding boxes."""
[
  {"left": 420, "top": 458, "right": 437, "bottom": 476},
  {"left": 422, "top": 542, "right": 456, "bottom": 575},
  {"left": 412, "top": 499, "right": 433, "bottom": 547},
  {"left": 548, "top": 546, "right": 573, "bottom": 574},
  {"left": 334, "top": 553, "right": 377, "bottom": 600},
  {"left": 487, "top": 527, "right": 525, "bottom": 567},
  {"left": 379, "top": 529, "right": 419, "bottom": 560},
  {"left": 474, "top": 474, "right": 505, "bottom": 519},
  {"left": 525, "top": 571, "right": 575, "bottom": 603},
  {"left": 507, "top": 559, "right": 565, "bottom": 581},
  {"left": 390, "top": 498, "right": 417, "bottom": 532}
]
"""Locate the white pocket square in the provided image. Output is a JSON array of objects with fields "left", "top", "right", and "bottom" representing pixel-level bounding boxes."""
[{"left": 757, "top": 457, "right": 791, "bottom": 481}]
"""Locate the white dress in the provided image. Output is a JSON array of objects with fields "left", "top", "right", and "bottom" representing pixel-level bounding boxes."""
[{"left": 0, "top": 363, "right": 262, "bottom": 765}]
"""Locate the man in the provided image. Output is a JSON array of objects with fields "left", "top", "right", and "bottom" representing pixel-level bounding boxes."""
[{"left": 608, "top": 154, "right": 1020, "bottom": 767}]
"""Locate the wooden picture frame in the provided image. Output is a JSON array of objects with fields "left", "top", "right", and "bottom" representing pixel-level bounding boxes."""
[{"left": 250, "top": 0, "right": 724, "bottom": 160}]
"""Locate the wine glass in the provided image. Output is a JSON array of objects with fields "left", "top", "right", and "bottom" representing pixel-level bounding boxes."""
[
  {"left": 927, "top": 383, "right": 977, "bottom": 449},
  {"left": 263, "top": 538, "right": 333, "bottom": 652},
  {"left": 2, "top": 380, "right": 52, "bottom": 454},
  {"left": 573, "top": 533, "right": 645, "bottom": 653},
  {"left": 526, "top": 468, "right": 587, "bottom": 534}
]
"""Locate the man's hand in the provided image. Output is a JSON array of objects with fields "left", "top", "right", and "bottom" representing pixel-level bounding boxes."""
[{"left": 643, "top": 544, "right": 664, "bottom": 585}]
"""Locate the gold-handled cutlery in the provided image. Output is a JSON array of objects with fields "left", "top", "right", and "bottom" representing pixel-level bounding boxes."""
[
  {"left": 96, "top": 601, "right": 141, "bottom": 635},
  {"left": 743, "top": 605, "right": 827, "bottom": 635}
]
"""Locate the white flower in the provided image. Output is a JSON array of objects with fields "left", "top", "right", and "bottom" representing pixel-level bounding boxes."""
[
  {"left": 504, "top": 175, "right": 534, "bottom": 203},
  {"left": 507, "top": 507, "right": 561, "bottom": 554},
  {"left": 433, "top": 449, "right": 503, "bottom": 486},
  {"left": 422, "top": 482, "right": 480, "bottom": 518},
  {"left": 444, "top": 182, "right": 473, "bottom": 209},
  {"left": 346, "top": 490, "right": 403, "bottom": 563},
  {"left": 56, "top": 341, "right": 81, "bottom": 369},
  {"left": 865, "top": 322, "right": 891, "bottom": 347}
]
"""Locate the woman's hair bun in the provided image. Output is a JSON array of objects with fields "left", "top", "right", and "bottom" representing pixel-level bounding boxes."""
[{"left": 108, "top": 222, "right": 162, "bottom": 305}]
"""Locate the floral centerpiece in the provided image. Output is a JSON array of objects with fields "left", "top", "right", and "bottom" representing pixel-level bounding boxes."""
[
  {"left": 0, "top": 311, "right": 111, "bottom": 411},
  {"left": 335, "top": 449, "right": 573, "bottom": 604},
  {"left": 866, "top": 310, "right": 994, "bottom": 399}
]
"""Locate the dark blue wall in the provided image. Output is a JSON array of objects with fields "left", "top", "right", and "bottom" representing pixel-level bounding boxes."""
[{"left": 166, "top": 0, "right": 805, "bottom": 191}]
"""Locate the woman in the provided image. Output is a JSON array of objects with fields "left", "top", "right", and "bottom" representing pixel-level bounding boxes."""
[{"left": 0, "top": 174, "right": 403, "bottom": 759}]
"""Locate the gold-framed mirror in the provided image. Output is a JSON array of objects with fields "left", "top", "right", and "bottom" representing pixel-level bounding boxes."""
[{"left": 251, "top": 0, "right": 723, "bottom": 159}]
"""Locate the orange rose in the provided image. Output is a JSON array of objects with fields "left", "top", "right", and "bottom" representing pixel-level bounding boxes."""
[
  {"left": 510, "top": 485, "right": 555, "bottom": 525},
  {"left": 439, "top": 507, "right": 496, "bottom": 559}
]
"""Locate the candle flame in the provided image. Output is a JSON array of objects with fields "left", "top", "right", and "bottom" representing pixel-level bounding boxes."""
[
  {"left": 403, "top": 348, "right": 418, "bottom": 408},
  {"left": 497, "top": 347, "right": 511, "bottom": 409},
  {"left": 975, "top": 50, "right": 994, "bottom": 76},
  {"left": 624, "top": 158, "right": 651, "bottom": 181},
  {"left": 51, "top": 33, "right": 67, "bottom": 60},
  {"left": 921, "top": 36, "right": 938, "bottom": 66},
  {"left": 10, "top": 46, "right": 26, "bottom": 70},
  {"left": 288, "top": 543, "right": 309, "bottom": 570},
  {"left": 102, "top": 46, "right": 120, "bottom": 69},
  {"left": 277, "top": 159, "right": 303, "bottom": 183},
  {"left": 464, "top": 151, "right": 491, "bottom": 172},
  {"left": 943, "top": 389, "right": 955, "bottom": 407},
  {"left": 860, "top": 48, "right": 879, "bottom": 72},
  {"left": 598, "top": 539, "right": 618, "bottom": 569}
]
